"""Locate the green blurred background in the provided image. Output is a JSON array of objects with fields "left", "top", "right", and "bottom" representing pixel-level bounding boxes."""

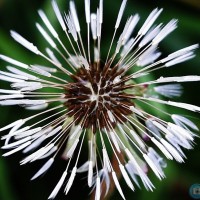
[{"left": 0, "top": 0, "right": 200, "bottom": 200}]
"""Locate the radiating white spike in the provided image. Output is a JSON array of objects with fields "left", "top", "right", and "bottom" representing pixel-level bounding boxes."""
[
  {"left": 23, "top": 135, "right": 46, "bottom": 153},
  {"left": 138, "top": 8, "right": 163, "bottom": 36},
  {"left": 152, "top": 19, "right": 177, "bottom": 45},
  {"left": 34, "top": 64, "right": 57, "bottom": 73},
  {"left": 79, "top": 56, "right": 90, "bottom": 70},
  {"left": 120, "top": 17, "right": 134, "bottom": 44},
  {"left": 91, "top": 14, "right": 97, "bottom": 40},
  {"left": 52, "top": 0, "right": 67, "bottom": 31},
  {"left": 31, "top": 65, "right": 51, "bottom": 77},
  {"left": 0, "top": 75, "right": 24, "bottom": 83},
  {"left": 65, "top": 167, "right": 77, "bottom": 194},
  {"left": 46, "top": 126, "right": 62, "bottom": 138},
  {"left": 119, "top": 164, "right": 134, "bottom": 191},
  {"left": 94, "top": 47, "right": 99, "bottom": 61},
  {"left": 148, "top": 147, "right": 167, "bottom": 168},
  {"left": 125, "top": 148, "right": 155, "bottom": 191},
  {"left": 96, "top": 9, "right": 101, "bottom": 37},
  {"left": 95, "top": 176, "right": 101, "bottom": 200},
  {"left": 48, "top": 171, "right": 67, "bottom": 199},
  {"left": 0, "top": 54, "right": 29, "bottom": 69},
  {"left": 168, "top": 44, "right": 199, "bottom": 58},
  {"left": 4, "top": 123, "right": 26, "bottom": 145},
  {"left": 65, "top": 13, "right": 78, "bottom": 41},
  {"left": 130, "top": 130, "right": 145, "bottom": 149},
  {"left": 143, "top": 154, "right": 162, "bottom": 180},
  {"left": 165, "top": 52, "right": 195, "bottom": 67},
  {"left": 21, "top": 147, "right": 45, "bottom": 165},
  {"left": 85, "top": 0, "right": 90, "bottom": 23},
  {"left": 136, "top": 45, "right": 161, "bottom": 67},
  {"left": 154, "top": 84, "right": 183, "bottom": 98},
  {"left": 19, "top": 86, "right": 43, "bottom": 92},
  {"left": 99, "top": 0, "right": 103, "bottom": 23},
  {"left": 168, "top": 132, "right": 191, "bottom": 152},
  {"left": 88, "top": 160, "right": 93, "bottom": 187},
  {"left": 77, "top": 161, "right": 89, "bottom": 173},
  {"left": 2, "top": 126, "right": 30, "bottom": 140},
  {"left": 0, "top": 70, "right": 29, "bottom": 81},
  {"left": 68, "top": 55, "right": 81, "bottom": 68},
  {"left": 66, "top": 139, "right": 79, "bottom": 158},
  {"left": 107, "top": 110, "right": 115, "bottom": 122},
  {"left": 2, "top": 136, "right": 31, "bottom": 149},
  {"left": 137, "top": 52, "right": 161, "bottom": 67},
  {"left": 147, "top": 97, "right": 200, "bottom": 113},
  {"left": 152, "top": 121, "right": 171, "bottom": 136},
  {"left": 62, "top": 127, "right": 82, "bottom": 160},
  {"left": 31, "top": 158, "right": 54, "bottom": 180},
  {"left": 69, "top": 125, "right": 82, "bottom": 139},
  {"left": 147, "top": 148, "right": 166, "bottom": 176},
  {"left": 109, "top": 131, "right": 121, "bottom": 152},
  {"left": 3, "top": 141, "right": 31, "bottom": 156},
  {"left": 151, "top": 137, "right": 173, "bottom": 160},
  {"left": 31, "top": 144, "right": 55, "bottom": 161},
  {"left": 147, "top": 119, "right": 162, "bottom": 138},
  {"left": 168, "top": 123, "right": 193, "bottom": 140},
  {"left": 112, "top": 171, "right": 126, "bottom": 200},
  {"left": 125, "top": 162, "right": 141, "bottom": 188},
  {"left": 0, "top": 99, "right": 46, "bottom": 106},
  {"left": 100, "top": 168, "right": 110, "bottom": 195},
  {"left": 19, "top": 85, "right": 41, "bottom": 94},
  {"left": 121, "top": 38, "right": 135, "bottom": 57},
  {"left": 103, "top": 148, "right": 111, "bottom": 172},
  {"left": 115, "top": 0, "right": 127, "bottom": 29},
  {"left": 70, "top": 1, "right": 80, "bottom": 32},
  {"left": 39, "top": 146, "right": 58, "bottom": 159},
  {"left": 123, "top": 14, "right": 139, "bottom": 44},
  {"left": 161, "top": 50, "right": 195, "bottom": 65},
  {"left": 139, "top": 24, "right": 162, "bottom": 47},
  {"left": 169, "top": 101, "right": 200, "bottom": 112},
  {"left": 36, "top": 23, "right": 57, "bottom": 48},
  {"left": 154, "top": 76, "right": 200, "bottom": 84},
  {"left": 26, "top": 103, "right": 48, "bottom": 111},
  {"left": 31, "top": 127, "right": 52, "bottom": 141},
  {"left": 0, "top": 89, "right": 21, "bottom": 94},
  {"left": 38, "top": 10, "right": 58, "bottom": 38},
  {"left": 11, "top": 31, "right": 39, "bottom": 54},
  {"left": 130, "top": 106, "right": 144, "bottom": 117},
  {"left": 172, "top": 114, "right": 198, "bottom": 131},
  {"left": 160, "top": 138, "right": 184, "bottom": 162},
  {"left": 7, "top": 66, "right": 38, "bottom": 80},
  {"left": 46, "top": 48, "right": 61, "bottom": 67},
  {"left": 0, "top": 119, "right": 23, "bottom": 132},
  {"left": 11, "top": 81, "right": 42, "bottom": 90}
]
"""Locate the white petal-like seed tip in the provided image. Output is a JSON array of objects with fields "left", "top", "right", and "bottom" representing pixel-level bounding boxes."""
[
  {"left": 11, "top": 31, "right": 39, "bottom": 54},
  {"left": 115, "top": 0, "right": 127, "bottom": 29}
]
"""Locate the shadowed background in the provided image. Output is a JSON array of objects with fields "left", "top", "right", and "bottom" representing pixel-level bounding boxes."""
[{"left": 0, "top": 0, "right": 200, "bottom": 200}]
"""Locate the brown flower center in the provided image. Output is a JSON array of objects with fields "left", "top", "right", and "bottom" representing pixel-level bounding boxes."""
[{"left": 65, "top": 63, "right": 134, "bottom": 133}]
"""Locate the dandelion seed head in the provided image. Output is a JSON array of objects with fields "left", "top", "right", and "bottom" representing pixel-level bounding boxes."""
[{"left": 0, "top": 0, "right": 199, "bottom": 199}]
